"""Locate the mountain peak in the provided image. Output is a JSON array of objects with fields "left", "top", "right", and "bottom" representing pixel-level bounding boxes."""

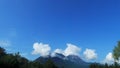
[
  {"left": 66, "top": 55, "right": 86, "bottom": 64},
  {"left": 35, "top": 53, "right": 89, "bottom": 68}
]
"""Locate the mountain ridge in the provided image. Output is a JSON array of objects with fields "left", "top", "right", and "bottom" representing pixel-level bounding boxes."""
[{"left": 34, "top": 53, "right": 90, "bottom": 68}]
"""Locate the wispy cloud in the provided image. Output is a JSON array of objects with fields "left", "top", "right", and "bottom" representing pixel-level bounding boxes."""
[
  {"left": 20, "top": 53, "right": 29, "bottom": 57},
  {"left": 0, "top": 40, "right": 11, "bottom": 47}
]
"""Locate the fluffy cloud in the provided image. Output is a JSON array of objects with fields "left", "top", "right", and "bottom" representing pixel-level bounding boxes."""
[
  {"left": 64, "top": 43, "right": 81, "bottom": 56},
  {"left": 32, "top": 42, "right": 51, "bottom": 56},
  {"left": 51, "top": 49, "right": 64, "bottom": 57},
  {"left": 103, "top": 52, "right": 114, "bottom": 64},
  {"left": 83, "top": 48, "right": 97, "bottom": 60},
  {"left": 53, "top": 43, "right": 81, "bottom": 56}
]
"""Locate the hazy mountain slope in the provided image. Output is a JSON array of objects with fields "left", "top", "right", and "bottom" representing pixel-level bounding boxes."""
[{"left": 34, "top": 53, "right": 90, "bottom": 68}]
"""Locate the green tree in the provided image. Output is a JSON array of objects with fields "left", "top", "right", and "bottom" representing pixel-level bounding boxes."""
[
  {"left": 0, "top": 47, "right": 6, "bottom": 56},
  {"left": 0, "top": 47, "right": 58, "bottom": 68},
  {"left": 0, "top": 54, "right": 19, "bottom": 68},
  {"left": 113, "top": 41, "right": 120, "bottom": 62},
  {"left": 44, "top": 59, "right": 58, "bottom": 68},
  {"left": 105, "top": 63, "right": 109, "bottom": 68}
]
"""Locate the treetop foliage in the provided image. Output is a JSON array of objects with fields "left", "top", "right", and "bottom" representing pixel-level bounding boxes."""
[{"left": 0, "top": 47, "right": 58, "bottom": 68}]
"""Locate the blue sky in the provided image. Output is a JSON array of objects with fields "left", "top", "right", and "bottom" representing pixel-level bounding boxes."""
[{"left": 0, "top": 0, "right": 120, "bottom": 63}]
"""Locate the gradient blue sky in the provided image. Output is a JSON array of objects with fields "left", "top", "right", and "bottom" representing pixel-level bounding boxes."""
[{"left": 0, "top": 0, "right": 120, "bottom": 62}]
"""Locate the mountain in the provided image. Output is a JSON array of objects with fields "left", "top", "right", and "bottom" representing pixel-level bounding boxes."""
[
  {"left": 66, "top": 55, "right": 87, "bottom": 64},
  {"left": 34, "top": 53, "right": 90, "bottom": 68}
]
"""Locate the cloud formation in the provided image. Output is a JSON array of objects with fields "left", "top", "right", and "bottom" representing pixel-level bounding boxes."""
[
  {"left": 51, "top": 49, "right": 64, "bottom": 57},
  {"left": 64, "top": 43, "right": 81, "bottom": 56},
  {"left": 54, "top": 49, "right": 64, "bottom": 54},
  {"left": 103, "top": 52, "right": 114, "bottom": 64},
  {"left": 53, "top": 43, "right": 81, "bottom": 56},
  {"left": 31, "top": 42, "right": 98, "bottom": 61},
  {"left": 83, "top": 48, "right": 97, "bottom": 60},
  {"left": 32, "top": 42, "right": 51, "bottom": 56}
]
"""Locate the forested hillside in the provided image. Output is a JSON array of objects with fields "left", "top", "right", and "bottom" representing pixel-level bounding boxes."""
[
  {"left": 0, "top": 47, "right": 58, "bottom": 68},
  {"left": 1, "top": 41, "right": 120, "bottom": 68}
]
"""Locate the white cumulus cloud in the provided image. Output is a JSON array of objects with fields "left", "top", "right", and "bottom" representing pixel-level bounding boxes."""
[
  {"left": 103, "top": 52, "right": 114, "bottom": 64},
  {"left": 32, "top": 42, "right": 51, "bottom": 57},
  {"left": 83, "top": 48, "right": 97, "bottom": 60},
  {"left": 51, "top": 49, "right": 64, "bottom": 57},
  {"left": 53, "top": 43, "right": 81, "bottom": 56},
  {"left": 64, "top": 43, "right": 81, "bottom": 56}
]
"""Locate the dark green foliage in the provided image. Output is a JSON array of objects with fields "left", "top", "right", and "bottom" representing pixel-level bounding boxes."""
[
  {"left": 0, "top": 54, "right": 20, "bottom": 68},
  {"left": 113, "top": 41, "right": 120, "bottom": 61},
  {"left": 89, "top": 41, "right": 120, "bottom": 68},
  {"left": 90, "top": 62, "right": 120, "bottom": 68},
  {"left": 44, "top": 59, "right": 58, "bottom": 68},
  {"left": 0, "top": 47, "right": 6, "bottom": 56},
  {"left": 105, "top": 63, "right": 109, "bottom": 68},
  {"left": 0, "top": 47, "right": 58, "bottom": 68},
  {"left": 90, "top": 63, "right": 102, "bottom": 68}
]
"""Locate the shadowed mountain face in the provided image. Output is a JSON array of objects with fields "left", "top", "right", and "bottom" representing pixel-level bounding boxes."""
[
  {"left": 66, "top": 55, "right": 87, "bottom": 64},
  {"left": 35, "top": 53, "right": 89, "bottom": 68}
]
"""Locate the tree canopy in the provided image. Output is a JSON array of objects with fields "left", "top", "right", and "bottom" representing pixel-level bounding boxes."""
[
  {"left": 0, "top": 47, "right": 58, "bottom": 68},
  {"left": 113, "top": 41, "right": 120, "bottom": 61}
]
